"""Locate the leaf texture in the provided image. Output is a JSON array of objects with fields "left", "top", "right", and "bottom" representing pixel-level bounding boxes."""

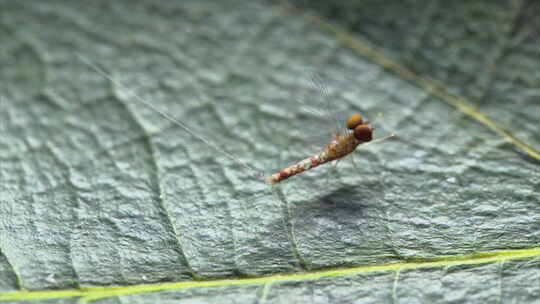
[{"left": 0, "top": 0, "right": 539, "bottom": 303}]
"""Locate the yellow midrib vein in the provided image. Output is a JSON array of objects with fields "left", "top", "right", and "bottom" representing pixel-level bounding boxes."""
[
  {"left": 292, "top": 4, "right": 540, "bottom": 161},
  {"left": 1, "top": 247, "right": 540, "bottom": 302}
]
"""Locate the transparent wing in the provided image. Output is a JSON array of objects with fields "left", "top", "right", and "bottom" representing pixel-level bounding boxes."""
[
  {"left": 290, "top": 69, "right": 344, "bottom": 138},
  {"left": 306, "top": 70, "right": 343, "bottom": 136},
  {"left": 291, "top": 65, "right": 385, "bottom": 139},
  {"left": 292, "top": 67, "right": 355, "bottom": 148},
  {"left": 262, "top": 66, "right": 355, "bottom": 173}
]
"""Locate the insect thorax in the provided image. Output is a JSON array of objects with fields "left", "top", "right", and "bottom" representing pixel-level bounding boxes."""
[{"left": 325, "top": 133, "right": 359, "bottom": 159}]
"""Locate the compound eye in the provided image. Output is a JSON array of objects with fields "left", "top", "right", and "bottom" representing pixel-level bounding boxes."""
[
  {"left": 346, "top": 113, "right": 363, "bottom": 130},
  {"left": 354, "top": 124, "right": 373, "bottom": 142}
]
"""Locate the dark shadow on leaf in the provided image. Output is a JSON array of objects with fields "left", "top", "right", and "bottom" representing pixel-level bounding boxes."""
[{"left": 288, "top": 179, "right": 387, "bottom": 224}]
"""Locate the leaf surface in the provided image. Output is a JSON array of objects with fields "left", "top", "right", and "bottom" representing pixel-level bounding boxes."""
[{"left": 0, "top": 0, "right": 539, "bottom": 303}]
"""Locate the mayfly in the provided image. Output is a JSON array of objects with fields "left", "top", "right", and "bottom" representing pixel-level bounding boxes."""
[
  {"left": 266, "top": 112, "right": 379, "bottom": 184},
  {"left": 79, "top": 55, "right": 392, "bottom": 185},
  {"left": 265, "top": 70, "right": 395, "bottom": 184}
]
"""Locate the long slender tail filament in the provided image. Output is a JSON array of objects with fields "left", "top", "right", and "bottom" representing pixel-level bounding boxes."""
[{"left": 77, "top": 54, "right": 265, "bottom": 180}]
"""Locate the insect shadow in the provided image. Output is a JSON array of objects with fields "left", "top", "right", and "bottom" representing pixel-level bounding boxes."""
[
  {"left": 314, "top": 184, "right": 380, "bottom": 214},
  {"left": 276, "top": 178, "right": 386, "bottom": 224}
]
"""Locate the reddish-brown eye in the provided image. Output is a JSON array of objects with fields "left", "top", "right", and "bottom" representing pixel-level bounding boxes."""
[
  {"left": 346, "top": 113, "right": 363, "bottom": 130},
  {"left": 354, "top": 124, "right": 373, "bottom": 142}
]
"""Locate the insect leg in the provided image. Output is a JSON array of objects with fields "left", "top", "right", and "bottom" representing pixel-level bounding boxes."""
[
  {"left": 350, "top": 154, "right": 359, "bottom": 170},
  {"left": 325, "top": 159, "right": 341, "bottom": 184}
]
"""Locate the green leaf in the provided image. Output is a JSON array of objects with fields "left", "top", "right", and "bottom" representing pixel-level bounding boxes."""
[{"left": 1, "top": 0, "right": 539, "bottom": 303}]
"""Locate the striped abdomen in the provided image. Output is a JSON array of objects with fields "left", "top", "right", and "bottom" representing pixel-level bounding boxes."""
[{"left": 266, "top": 133, "right": 360, "bottom": 184}]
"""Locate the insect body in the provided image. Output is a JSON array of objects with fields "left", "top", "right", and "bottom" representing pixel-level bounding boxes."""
[{"left": 267, "top": 113, "right": 373, "bottom": 184}]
